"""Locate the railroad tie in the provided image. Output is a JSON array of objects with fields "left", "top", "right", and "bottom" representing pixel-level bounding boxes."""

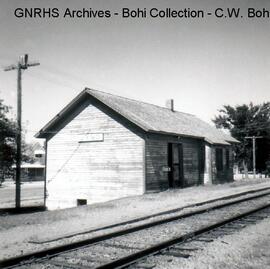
[
  {"left": 251, "top": 214, "right": 269, "bottom": 219},
  {"left": 217, "top": 226, "right": 237, "bottom": 231},
  {"left": 194, "top": 237, "right": 214, "bottom": 243},
  {"left": 60, "top": 254, "right": 97, "bottom": 263},
  {"left": 197, "top": 234, "right": 219, "bottom": 240},
  {"left": 134, "top": 261, "right": 156, "bottom": 269},
  {"left": 211, "top": 231, "right": 233, "bottom": 237},
  {"left": 245, "top": 215, "right": 265, "bottom": 220},
  {"left": 161, "top": 250, "right": 191, "bottom": 259},
  {"left": 101, "top": 242, "right": 141, "bottom": 250},
  {"left": 39, "top": 259, "right": 91, "bottom": 269},
  {"left": 172, "top": 246, "right": 199, "bottom": 251},
  {"left": 222, "top": 224, "right": 246, "bottom": 229},
  {"left": 239, "top": 219, "right": 257, "bottom": 224},
  {"left": 213, "top": 228, "right": 234, "bottom": 233}
]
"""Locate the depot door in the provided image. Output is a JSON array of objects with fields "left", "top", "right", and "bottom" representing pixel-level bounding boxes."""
[{"left": 168, "top": 143, "right": 184, "bottom": 188}]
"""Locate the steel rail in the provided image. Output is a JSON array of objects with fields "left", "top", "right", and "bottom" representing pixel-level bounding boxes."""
[
  {"left": 96, "top": 203, "right": 270, "bottom": 269},
  {"left": 30, "top": 185, "right": 270, "bottom": 244},
  {"left": 1, "top": 189, "right": 270, "bottom": 268}
]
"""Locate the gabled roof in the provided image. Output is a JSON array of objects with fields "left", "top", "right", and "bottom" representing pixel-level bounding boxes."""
[{"left": 36, "top": 88, "right": 238, "bottom": 145}]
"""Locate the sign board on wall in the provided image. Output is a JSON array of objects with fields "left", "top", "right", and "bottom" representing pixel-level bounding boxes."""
[
  {"left": 162, "top": 166, "right": 171, "bottom": 172},
  {"left": 78, "top": 133, "right": 104, "bottom": 143}
]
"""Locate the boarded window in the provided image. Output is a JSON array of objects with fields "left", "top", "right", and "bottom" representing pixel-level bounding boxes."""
[{"left": 216, "top": 148, "right": 223, "bottom": 171}]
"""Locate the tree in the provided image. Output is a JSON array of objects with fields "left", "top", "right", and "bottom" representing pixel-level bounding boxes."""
[
  {"left": 213, "top": 102, "right": 270, "bottom": 176},
  {"left": 0, "top": 99, "right": 16, "bottom": 184}
]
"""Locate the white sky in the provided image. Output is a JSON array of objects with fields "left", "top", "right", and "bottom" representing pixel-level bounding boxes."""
[{"left": 0, "top": 0, "right": 269, "bottom": 142}]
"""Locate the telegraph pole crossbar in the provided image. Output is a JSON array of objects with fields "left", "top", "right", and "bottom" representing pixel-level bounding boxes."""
[
  {"left": 245, "top": 136, "right": 263, "bottom": 179},
  {"left": 3, "top": 54, "right": 40, "bottom": 209}
]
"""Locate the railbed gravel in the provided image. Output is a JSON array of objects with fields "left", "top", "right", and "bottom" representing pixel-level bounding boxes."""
[{"left": 13, "top": 194, "right": 270, "bottom": 269}]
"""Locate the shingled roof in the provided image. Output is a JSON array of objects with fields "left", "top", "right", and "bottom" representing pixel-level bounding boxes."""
[{"left": 36, "top": 88, "right": 238, "bottom": 145}]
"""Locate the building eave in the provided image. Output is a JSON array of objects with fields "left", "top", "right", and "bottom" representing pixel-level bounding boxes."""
[{"left": 35, "top": 87, "right": 238, "bottom": 146}]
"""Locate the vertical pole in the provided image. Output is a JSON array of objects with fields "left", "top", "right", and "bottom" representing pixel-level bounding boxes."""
[
  {"left": 253, "top": 136, "right": 256, "bottom": 179},
  {"left": 15, "top": 63, "right": 22, "bottom": 209},
  {"left": 4, "top": 55, "right": 40, "bottom": 209},
  {"left": 44, "top": 140, "right": 47, "bottom": 207}
]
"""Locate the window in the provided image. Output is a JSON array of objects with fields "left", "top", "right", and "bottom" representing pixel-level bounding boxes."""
[
  {"left": 77, "top": 199, "right": 87, "bottom": 206},
  {"left": 216, "top": 148, "right": 223, "bottom": 172}
]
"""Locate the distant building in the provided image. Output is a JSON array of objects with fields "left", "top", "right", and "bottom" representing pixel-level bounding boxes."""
[
  {"left": 12, "top": 147, "right": 45, "bottom": 182},
  {"left": 36, "top": 88, "right": 238, "bottom": 210}
]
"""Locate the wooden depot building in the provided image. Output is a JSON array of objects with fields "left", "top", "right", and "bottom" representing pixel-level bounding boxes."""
[{"left": 36, "top": 88, "right": 238, "bottom": 210}]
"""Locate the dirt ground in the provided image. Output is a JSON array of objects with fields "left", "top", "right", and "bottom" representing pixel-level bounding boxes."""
[{"left": 0, "top": 178, "right": 270, "bottom": 262}]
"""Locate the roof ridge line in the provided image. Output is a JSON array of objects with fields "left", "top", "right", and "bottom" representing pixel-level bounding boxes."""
[{"left": 85, "top": 87, "right": 195, "bottom": 117}]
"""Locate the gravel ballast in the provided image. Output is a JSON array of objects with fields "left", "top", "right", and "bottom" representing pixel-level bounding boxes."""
[{"left": 0, "top": 178, "right": 269, "bottom": 260}]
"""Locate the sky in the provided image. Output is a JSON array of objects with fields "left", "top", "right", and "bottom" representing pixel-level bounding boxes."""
[{"left": 0, "top": 0, "right": 269, "bottom": 142}]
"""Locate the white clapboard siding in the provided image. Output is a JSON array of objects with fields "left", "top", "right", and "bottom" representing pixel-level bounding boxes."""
[{"left": 46, "top": 101, "right": 144, "bottom": 209}]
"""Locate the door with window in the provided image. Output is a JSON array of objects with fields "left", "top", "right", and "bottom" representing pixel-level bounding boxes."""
[{"left": 168, "top": 143, "right": 184, "bottom": 188}]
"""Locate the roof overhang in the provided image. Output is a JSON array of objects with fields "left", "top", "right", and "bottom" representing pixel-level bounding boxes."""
[
  {"left": 35, "top": 89, "right": 90, "bottom": 138},
  {"left": 35, "top": 87, "right": 239, "bottom": 146},
  {"left": 36, "top": 88, "right": 151, "bottom": 139}
]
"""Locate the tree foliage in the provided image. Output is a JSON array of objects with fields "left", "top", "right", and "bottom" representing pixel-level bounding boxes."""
[
  {"left": 0, "top": 99, "right": 16, "bottom": 181},
  {"left": 0, "top": 99, "right": 35, "bottom": 183},
  {"left": 213, "top": 102, "right": 270, "bottom": 172}
]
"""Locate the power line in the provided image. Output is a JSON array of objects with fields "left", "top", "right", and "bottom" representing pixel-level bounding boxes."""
[
  {"left": 25, "top": 70, "right": 80, "bottom": 91},
  {"left": 25, "top": 64, "right": 120, "bottom": 97}
]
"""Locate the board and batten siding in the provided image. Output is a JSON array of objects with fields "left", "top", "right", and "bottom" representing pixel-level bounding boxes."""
[
  {"left": 46, "top": 100, "right": 144, "bottom": 209},
  {"left": 145, "top": 135, "right": 204, "bottom": 191}
]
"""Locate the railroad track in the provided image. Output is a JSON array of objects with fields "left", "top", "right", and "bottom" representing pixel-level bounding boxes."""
[
  {"left": 1, "top": 188, "right": 270, "bottom": 269},
  {"left": 123, "top": 204, "right": 270, "bottom": 269}
]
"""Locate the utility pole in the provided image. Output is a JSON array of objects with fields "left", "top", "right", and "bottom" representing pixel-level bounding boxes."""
[
  {"left": 245, "top": 136, "right": 263, "bottom": 179},
  {"left": 4, "top": 54, "right": 40, "bottom": 209}
]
